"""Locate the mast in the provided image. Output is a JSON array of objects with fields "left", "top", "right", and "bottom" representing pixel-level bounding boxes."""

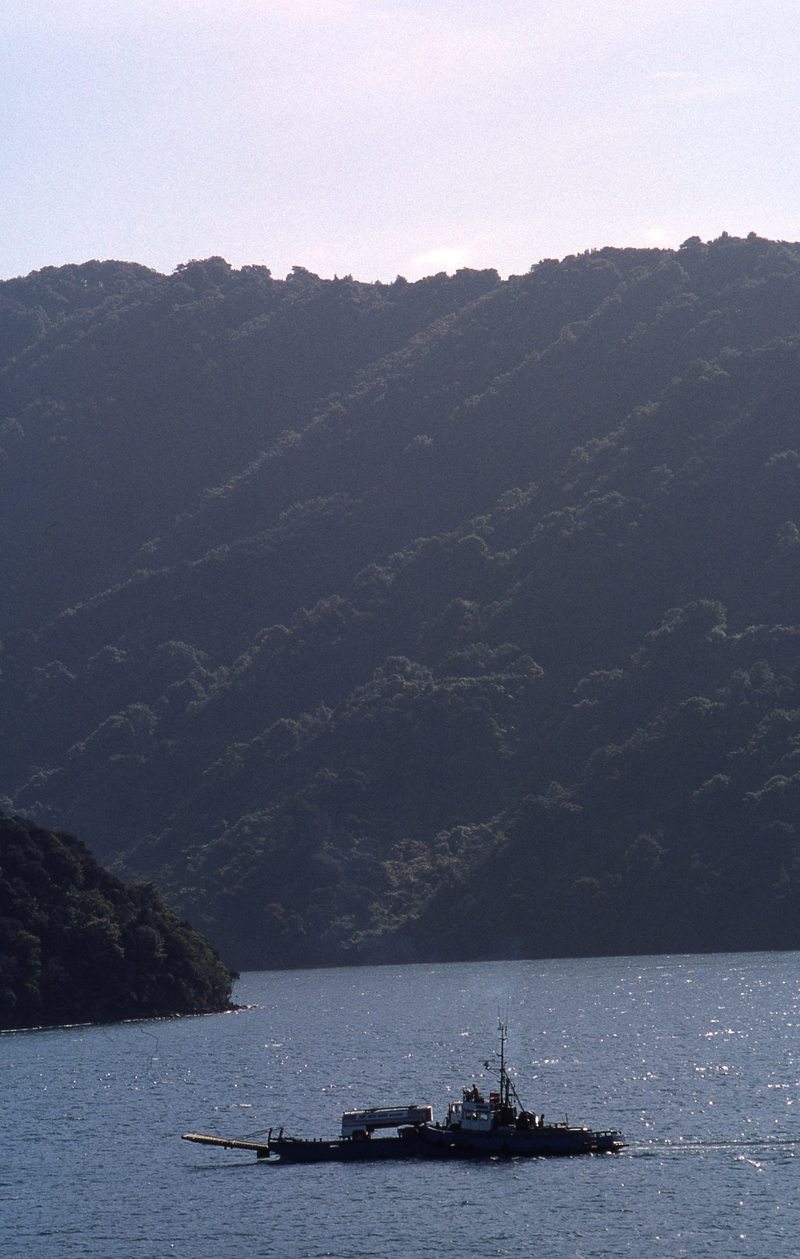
[{"left": 492, "top": 1017, "right": 524, "bottom": 1112}]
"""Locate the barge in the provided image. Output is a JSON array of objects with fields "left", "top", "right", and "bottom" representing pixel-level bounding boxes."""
[{"left": 183, "top": 1023, "right": 625, "bottom": 1163}]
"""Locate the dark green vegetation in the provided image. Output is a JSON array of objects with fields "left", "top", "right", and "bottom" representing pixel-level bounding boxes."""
[
  {"left": 0, "top": 812, "right": 237, "bottom": 1030},
  {"left": 1, "top": 235, "right": 800, "bottom": 970}
]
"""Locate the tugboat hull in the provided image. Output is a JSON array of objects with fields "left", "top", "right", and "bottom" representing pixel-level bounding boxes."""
[{"left": 416, "top": 1125, "right": 623, "bottom": 1158}]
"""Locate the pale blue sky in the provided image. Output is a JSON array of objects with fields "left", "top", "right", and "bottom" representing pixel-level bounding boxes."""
[{"left": 2, "top": 0, "right": 799, "bottom": 281}]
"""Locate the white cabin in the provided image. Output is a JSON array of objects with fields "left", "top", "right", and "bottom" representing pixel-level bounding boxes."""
[{"left": 448, "top": 1087, "right": 494, "bottom": 1132}]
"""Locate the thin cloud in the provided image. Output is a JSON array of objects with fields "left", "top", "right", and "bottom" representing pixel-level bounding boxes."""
[{"left": 408, "top": 247, "right": 473, "bottom": 279}]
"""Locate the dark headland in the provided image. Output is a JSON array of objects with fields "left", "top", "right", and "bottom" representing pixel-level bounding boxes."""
[
  {"left": 1, "top": 233, "right": 799, "bottom": 974},
  {"left": 0, "top": 812, "right": 237, "bottom": 1031}
]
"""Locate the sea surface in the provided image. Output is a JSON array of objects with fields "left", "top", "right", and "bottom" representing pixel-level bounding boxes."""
[{"left": 2, "top": 952, "right": 799, "bottom": 1257}]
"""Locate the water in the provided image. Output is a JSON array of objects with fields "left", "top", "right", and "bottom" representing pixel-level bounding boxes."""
[{"left": 1, "top": 952, "right": 799, "bottom": 1258}]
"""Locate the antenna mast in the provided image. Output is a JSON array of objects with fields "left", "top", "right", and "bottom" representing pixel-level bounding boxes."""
[{"left": 493, "top": 1015, "right": 524, "bottom": 1112}]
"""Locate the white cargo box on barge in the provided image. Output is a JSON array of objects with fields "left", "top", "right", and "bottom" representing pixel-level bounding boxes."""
[{"left": 341, "top": 1105, "right": 432, "bottom": 1137}]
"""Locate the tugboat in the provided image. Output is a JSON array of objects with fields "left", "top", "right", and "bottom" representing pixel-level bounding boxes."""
[
  {"left": 182, "top": 1023, "right": 625, "bottom": 1163},
  {"left": 415, "top": 1021, "right": 624, "bottom": 1158}
]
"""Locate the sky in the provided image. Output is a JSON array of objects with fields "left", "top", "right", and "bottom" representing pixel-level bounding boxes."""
[{"left": 2, "top": 0, "right": 800, "bottom": 282}]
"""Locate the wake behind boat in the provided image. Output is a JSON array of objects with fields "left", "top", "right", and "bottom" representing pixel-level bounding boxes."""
[{"left": 183, "top": 1023, "right": 625, "bottom": 1163}]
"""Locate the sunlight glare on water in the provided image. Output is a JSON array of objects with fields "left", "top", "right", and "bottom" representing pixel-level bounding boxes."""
[{"left": 1, "top": 952, "right": 798, "bottom": 1257}]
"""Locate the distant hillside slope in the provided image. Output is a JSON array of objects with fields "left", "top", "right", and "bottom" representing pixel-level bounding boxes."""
[
  {"left": 1, "top": 234, "right": 800, "bottom": 968},
  {"left": 0, "top": 259, "right": 500, "bottom": 632},
  {"left": 0, "top": 812, "right": 237, "bottom": 1030}
]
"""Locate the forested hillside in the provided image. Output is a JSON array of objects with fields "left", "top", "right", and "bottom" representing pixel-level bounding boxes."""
[
  {"left": 0, "top": 812, "right": 237, "bottom": 1029},
  {"left": 2, "top": 234, "right": 800, "bottom": 969}
]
